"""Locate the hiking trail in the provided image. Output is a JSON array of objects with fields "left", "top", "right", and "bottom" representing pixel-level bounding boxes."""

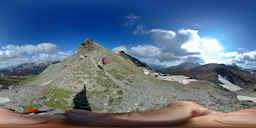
[{"left": 90, "top": 56, "right": 127, "bottom": 88}]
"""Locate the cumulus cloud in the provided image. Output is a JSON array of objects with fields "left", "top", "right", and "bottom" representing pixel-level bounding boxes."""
[
  {"left": 230, "top": 51, "right": 256, "bottom": 68},
  {"left": 114, "top": 27, "right": 256, "bottom": 68},
  {"left": 151, "top": 29, "right": 226, "bottom": 64},
  {"left": 0, "top": 56, "right": 30, "bottom": 69},
  {"left": 150, "top": 29, "right": 197, "bottom": 56},
  {"left": 112, "top": 46, "right": 127, "bottom": 53},
  {"left": 130, "top": 45, "right": 161, "bottom": 57},
  {"left": 219, "top": 52, "right": 239, "bottom": 58},
  {"left": 113, "top": 28, "right": 228, "bottom": 67},
  {"left": 0, "top": 43, "right": 72, "bottom": 68},
  {"left": 212, "top": 50, "right": 256, "bottom": 68},
  {"left": 140, "top": 57, "right": 182, "bottom": 67},
  {"left": 31, "top": 51, "right": 73, "bottom": 63},
  {"left": 1, "top": 43, "right": 57, "bottom": 57}
]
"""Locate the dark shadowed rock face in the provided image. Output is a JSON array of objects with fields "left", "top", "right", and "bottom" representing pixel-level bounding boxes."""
[{"left": 118, "top": 51, "right": 152, "bottom": 70}]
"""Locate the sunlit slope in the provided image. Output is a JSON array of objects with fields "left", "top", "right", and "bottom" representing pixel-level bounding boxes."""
[{"left": 27, "top": 39, "right": 148, "bottom": 112}]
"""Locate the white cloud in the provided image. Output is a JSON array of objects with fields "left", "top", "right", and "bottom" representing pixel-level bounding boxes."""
[
  {"left": 150, "top": 29, "right": 197, "bottom": 57},
  {"left": 115, "top": 27, "right": 256, "bottom": 68},
  {"left": 234, "top": 51, "right": 256, "bottom": 66},
  {"left": 113, "top": 29, "right": 222, "bottom": 67},
  {"left": 57, "top": 51, "right": 73, "bottom": 59},
  {"left": 150, "top": 29, "right": 177, "bottom": 42},
  {"left": 31, "top": 51, "right": 72, "bottom": 63},
  {"left": 215, "top": 50, "right": 256, "bottom": 68},
  {"left": 219, "top": 52, "right": 239, "bottom": 58},
  {"left": 0, "top": 43, "right": 72, "bottom": 68},
  {"left": 238, "top": 48, "right": 246, "bottom": 52},
  {"left": 150, "top": 29, "right": 219, "bottom": 64},
  {"left": 130, "top": 45, "right": 161, "bottom": 57},
  {"left": 0, "top": 56, "right": 30, "bottom": 69},
  {"left": 241, "top": 51, "right": 256, "bottom": 59},
  {"left": 141, "top": 57, "right": 182, "bottom": 67},
  {"left": 151, "top": 29, "right": 226, "bottom": 64},
  {"left": 112, "top": 46, "right": 127, "bottom": 53},
  {"left": 1, "top": 43, "right": 57, "bottom": 58}
]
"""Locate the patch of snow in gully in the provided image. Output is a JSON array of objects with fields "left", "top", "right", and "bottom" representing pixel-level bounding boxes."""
[{"left": 218, "top": 75, "right": 242, "bottom": 92}]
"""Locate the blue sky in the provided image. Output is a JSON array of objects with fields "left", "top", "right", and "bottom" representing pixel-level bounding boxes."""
[{"left": 1, "top": 0, "right": 256, "bottom": 68}]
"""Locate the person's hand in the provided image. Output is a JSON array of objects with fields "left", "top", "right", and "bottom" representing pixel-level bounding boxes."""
[
  {"left": 0, "top": 109, "right": 45, "bottom": 125},
  {"left": 66, "top": 101, "right": 217, "bottom": 126},
  {"left": 66, "top": 101, "right": 256, "bottom": 128},
  {"left": 0, "top": 101, "right": 256, "bottom": 128},
  {"left": 187, "top": 107, "right": 256, "bottom": 128}
]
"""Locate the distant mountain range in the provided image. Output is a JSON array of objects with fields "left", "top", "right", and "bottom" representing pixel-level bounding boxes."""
[
  {"left": 159, "top": 62, "right": 200, "bottom": 73},
  {"left": 160, "top": 63, "right": 256, "bottom": 88},
  {"left": 0, "top": 61, "right": 59, "bottom": 76}
]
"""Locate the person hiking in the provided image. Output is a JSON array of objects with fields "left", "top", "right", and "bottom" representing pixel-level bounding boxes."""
[{"left": 102, "top": 56, "right": 107, "bottom": 72}]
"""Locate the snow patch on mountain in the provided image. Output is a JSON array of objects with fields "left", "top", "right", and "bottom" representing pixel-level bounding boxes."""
[
  {"left": 237, "top": 95, "right": 256, "bottom": 103},
  {"left": 158, "top": 75, "right": 197, "bottom": 85},
  {"left": 218, "top": 75, "right": 242, "bottom": 92},
  {"left": 0, "top": 97, "right": 10, "bottom": 104}
]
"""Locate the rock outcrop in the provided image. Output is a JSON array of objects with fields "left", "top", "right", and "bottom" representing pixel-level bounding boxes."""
[{"left": 118, "top": 51, "right": 152, "bottom": 71}]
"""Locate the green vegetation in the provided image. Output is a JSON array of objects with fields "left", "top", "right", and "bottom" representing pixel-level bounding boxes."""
[
  {"left": 109, "top": 97, "right": 123, "bottom": 106},
  {"left": 87, "top": 88, "right": 112, "bottom": 99},
  {"left": 95, "top": 70, "right": 119, "bottom": 88},
  {"left": 44, "top": 87, "right": 73, "bottom": 110},
  {"left": 40, "top": 65, "right": 55, "bottom": 76},
  {"left": 0, "top": 75, "right": 38, "bottom": 86},
  {"left": 22, "top": 103, "right": 42, "bottom": 111},
  {"left": 108, "top": 69, "right": 125, "bottom": 81},
  {"left": 19, "top": 75, "right": 38, "bottom": 85},
  {"left": 107, "top": 56, "right": 137, "bottom": 83},
  {"left": 0, "top": 76, "right": 22, "bottom": 85}
]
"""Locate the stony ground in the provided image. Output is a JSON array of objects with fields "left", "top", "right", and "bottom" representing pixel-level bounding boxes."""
[{"left": 0, "top": 40, "right": 256, "bottom": 114}]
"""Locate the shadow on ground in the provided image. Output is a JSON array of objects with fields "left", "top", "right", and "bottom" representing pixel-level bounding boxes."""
[{"left": 73, "top": 85, "right": 91, "bottom": 111}]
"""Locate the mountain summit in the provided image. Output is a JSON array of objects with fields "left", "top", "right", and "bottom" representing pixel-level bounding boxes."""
[{"left": 25, "top": 39, "right": 149, "bottom": 112}]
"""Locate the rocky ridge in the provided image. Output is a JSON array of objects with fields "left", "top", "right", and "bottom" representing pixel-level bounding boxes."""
[{"left": 161, "top": 63, "right": 256, "bottom": 88}]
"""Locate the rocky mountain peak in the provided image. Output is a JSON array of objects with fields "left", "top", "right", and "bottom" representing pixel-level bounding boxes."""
[
  {"left": 119, "top": 51, "right": 126, "bottom": 54},
  {"left": 77, "top": 39, "right": 98, "bottom": 54},
  {"left": 81, "top": 39, "right": 94, "bottom": 47}
]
